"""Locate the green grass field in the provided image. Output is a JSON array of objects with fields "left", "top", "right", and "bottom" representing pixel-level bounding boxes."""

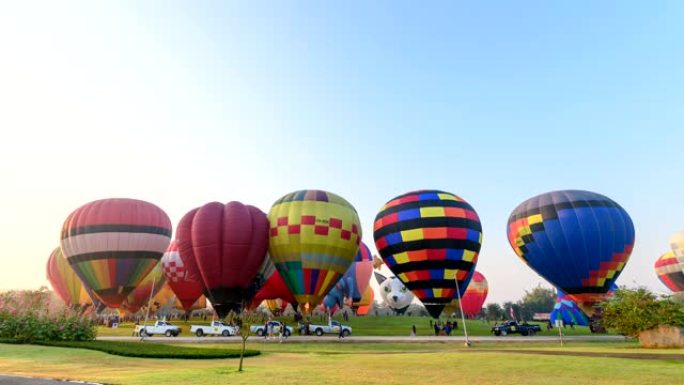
[
  {"left": 99, "top": 315, "right": 595, "bottom": 337},
  {"left": 0, "top": 341, "right": 681, "bottom": 385}
]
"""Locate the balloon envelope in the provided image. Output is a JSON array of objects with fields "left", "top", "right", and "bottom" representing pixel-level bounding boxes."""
[
  {"left": 549, "top": 289, "right": 589, "bottom": 326},
  {"left": 46, "top": 247, "right": 92, "bottom": 308},
  {"left": 176, "top": 201, "right": 270, "bottom": 317},
  {"left": 443, "top": 271, "right": 488, "bottom": 317},
  {"left": 374, "top": 190, "right": 483, "bottom": 318},
  {"left": 250, "top": 269, "right": 297, "bottom": 308},
  {"left": 268, "top": 190, "right": 362, "bottom": 311},
  {"left": 161, "top": 241, "right": 205, "bottom": 311},
  {"left": 60, "top": 198, "right": 172, "bottom": 308},
  {"left": 123, "top": 261, "right": 166, "bottom": 314},
  {"left": 654, "top": 250, "right": 684, "bottom": 293},
  {"left": 507, "top": 190, "right": 635, "bottom": 317}
]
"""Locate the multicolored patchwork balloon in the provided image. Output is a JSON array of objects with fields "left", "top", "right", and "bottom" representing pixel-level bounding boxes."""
[
  {"left": 60, "top": 198, "right": 172, "bottom": 308},
  {"left": 46, "top": 247, "right": 92, "bottom": 308},
  {"left": 549, "top": 289, "right": 589, "bottom": 326},
  {"left": 507, "top": 190, "right": 635, "bottom": 317},
  {"left": 655, "top": 250, "right": 684, "bottom": 293},
  {"left": 374, "top": 190, "right": 483, "bottom": 319},
  {"left": 122, "top": 261, "right": 166, "bottom": 314},
  {"left": 268, "top": 190, "right": 362, "bottom": 312}
]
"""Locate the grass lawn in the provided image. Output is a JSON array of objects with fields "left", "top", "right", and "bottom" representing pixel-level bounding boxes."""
[
  {"left": 2, "top": 340, "right": 259, "bottom": 359},
  {"left": 0, "top": 341, "right": 681, "bottom": 385},
  {"left": 98, "top": 315, "right": 595, "bottom": 337}
]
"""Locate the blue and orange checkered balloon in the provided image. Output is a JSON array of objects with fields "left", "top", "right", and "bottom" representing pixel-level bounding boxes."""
[
  {"left": 373, "top": 190, "right": 483, "bottom": 319},
  {"left": 507, "top": 190, "right": 635, "bottom": 317}
]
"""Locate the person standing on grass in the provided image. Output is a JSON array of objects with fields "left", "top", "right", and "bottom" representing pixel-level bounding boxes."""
[
  {"left": 338, "top": 324, "right": 345, "bottom": 340},
  {"left": 411, "top": 325, "right": 417, "bottom": 336}
]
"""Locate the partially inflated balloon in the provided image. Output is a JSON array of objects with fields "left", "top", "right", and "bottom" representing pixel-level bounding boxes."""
[
  {"left": 374, "top": 190, "right": 483, "bottom": 318},
  {"left": 122, "top": 261, "right": 166, "bottom": 314},
  {"left": 356, "top": 288, "right": 374, "bottom": 316},
  {"left": 655, "top": 251, "right": 684, "bottom": 293},
  {"left": 176, "top": 201, "right": 270, "bottom": 318},
  {"left": 46, "top": 247, "right": 92, "bottom": 308},
  {"left": 60, "top": 198, "right": 172, "bottom": 308},
  {"left": 549, "top": 289, "right": 589, "bottom": 326},
  {"left": 161, "top": 241, "right": 204, "bottom": 311},
  {"left": 507, "top": 190, "right": 635, "bottom": 316},
  {"left": 348, "top": 242, "right": 373, "bottom": 304},
  {"left": 250, "top": 270, "right": 297, "bottom": 309},
  {"left": 262, "top": 299, "right": 290, "bottom": 315},
  {"left": 268, "top": 190, "right": 362, "bottom": 312},
  {"left": 443, "top": 271, "right": 488, "bottom": 317}
]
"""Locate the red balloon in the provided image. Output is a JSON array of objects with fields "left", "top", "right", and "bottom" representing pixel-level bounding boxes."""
[
  {"left": 460, "top": 271, "right": 488, "bottom": 317},
  {"left": 176, "top": 201, "right": 270, "bottom": 318},
  {"left": 250, "top": 269, "right": 297, "bottom": 308},
  {"left": 161, "top": 241, "right": 204, "bottom": 312}
]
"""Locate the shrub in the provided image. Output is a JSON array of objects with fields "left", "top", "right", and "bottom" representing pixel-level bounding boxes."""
[
  {"left": 600, "top": 287, "right": 684, "bottom": 338},
  {"left": 0, "top": 288, "right": 97, "bottom": 342}
]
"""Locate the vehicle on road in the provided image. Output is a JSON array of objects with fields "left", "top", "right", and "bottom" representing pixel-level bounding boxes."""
[
  {"left": 303, "top": 320, "right": 352, "bottom": 337},
  {"left": 190, "top": 321, "right": 237, "bottom": 337},
  {"left": 250, "top": 321, "right": 293, "bottom": 337},
  {"left": 491, "top": 321, "right": 542, "bottom": 336},
  {"left": 135, "top": 320, "right": 181, "bottom": 337}
]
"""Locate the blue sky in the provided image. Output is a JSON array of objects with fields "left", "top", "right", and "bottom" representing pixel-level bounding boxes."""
[{"left": 0, "top": 1, "right": 682, "bottom": 303}]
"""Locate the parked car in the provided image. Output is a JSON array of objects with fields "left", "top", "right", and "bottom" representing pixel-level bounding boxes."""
[
  {"left": 190, "top": 321, "right": 237, "bottom": 337},
  {"left": 135, "top": 320, "right": 181, "bottom": 337},
  {"left": 491, "top": 320, "right": 542, "bottom": 336},
  {"left": 302, "top": 320, "right": 352, "bottom": 337},
  {"left": 250, "top": 321, "right": 293, "bottom": 337}
]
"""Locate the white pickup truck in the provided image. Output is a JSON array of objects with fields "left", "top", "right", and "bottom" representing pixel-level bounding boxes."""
[
  {"left": 135, "top": 320, "right": 181, "bottom": 337},
  {"left": 250, "top": 321, "right": 293, "bottom": 337},
  {"left": 190, "top": 321, "right": 237, "bottom": 337},
  {"left": 304, "top": 320, "right": 352, "bottom": 337}
]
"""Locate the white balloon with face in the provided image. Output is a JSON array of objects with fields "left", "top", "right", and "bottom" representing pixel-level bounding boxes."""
[{"left": 375, "top": 272, "right": 414, "bottom": 312}]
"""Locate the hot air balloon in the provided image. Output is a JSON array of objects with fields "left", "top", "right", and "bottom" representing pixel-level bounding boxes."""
[
  {"left": 355, "top": 286, "right": 375, "bottom": 316},
  {"left": 549, "top": 289, "right": 589, "bottom": 326},
  {"left": 176, "top": 201, "right": 271, "bottom": 318},
  {"left": 507, "top": 190, "right": 635, "bottom": 317},
  {"left": 122, "top": 261, "right": 166, "bottom": 314},
  {"left": 671, "top": 231, "right": 684, "bottom": 258},
  {"left": 262, "top": 299, "right": 290, "bottom": 315},
  {"left": 442, "top": 271, "right": 488, "bottom": 317},
  {"left": 655, "top": 251, "right": 684, "bottom": 293},
  {"left": 161, "top": 241, "right": 204, "bottom": 312},
  {"left": 250, "top": 270, "right": 297, "bottom": 309},
  {"left": 322, "top": 241, "right": 374, "bottom": 310},
  {"left": 322, "top": 277, "right": 350, "bottom": 311},
  {"left": 374, "top": 190, "right": 483, "bottom": 318},
  {"left": 60, "top": 198, "right": 172, "bottom": 308},
  {"left": 348, "top": 241, "right": 374, "bottom": 305},
  {"left": 268, "top": 190, "right": 362, "bottom": 313},
  {"left": 46, "top": 247, "right": 92, "bottom": 308}
]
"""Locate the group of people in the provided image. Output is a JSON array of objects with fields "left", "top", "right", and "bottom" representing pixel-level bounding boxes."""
[
  {"left": 262, "top": 318, "right": 288, "bottom": 343},
  {"left": 430, "top": 319, "right": 458, "bottom": 336}
]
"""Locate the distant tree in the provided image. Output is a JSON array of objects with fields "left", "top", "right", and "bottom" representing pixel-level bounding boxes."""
[
  {"left": 520, "top": 285, "right": 556, "bottom": 313},
  {"left": 485, "top": 303, "right": 504, "bottom": 322},
  {"left": 601, "top": 287, "right": 684, "bottom": 338},
  {"left": 502, "top": 302, "right": 524, "bottom": 321}
]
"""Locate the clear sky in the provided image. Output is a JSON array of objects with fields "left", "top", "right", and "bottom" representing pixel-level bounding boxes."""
[{"left": 1, "top": 1, "right": 682, "bottom": 304}]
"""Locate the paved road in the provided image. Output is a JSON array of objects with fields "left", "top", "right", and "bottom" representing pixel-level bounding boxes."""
[
  {"left": 99, "top": 335, "right": 627, "bottom": 344},
  {"left": 0, "top": 375, "right": 101, "bottom": 385}
]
